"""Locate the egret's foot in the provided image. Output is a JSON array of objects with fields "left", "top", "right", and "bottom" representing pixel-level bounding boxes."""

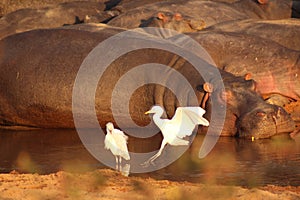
[
  {"left": 140, "top": 160, "right": 155, "bottom": 168},
  {"left": 120, "top": 164, "right": 130, "bottom": 177},
  {"left": 140, "top": 161, "right": 150, "bottom": 168}
]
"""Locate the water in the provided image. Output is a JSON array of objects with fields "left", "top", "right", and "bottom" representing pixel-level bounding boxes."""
[{"left": 0, "top": 128, "right": 299, "bottom": 187}]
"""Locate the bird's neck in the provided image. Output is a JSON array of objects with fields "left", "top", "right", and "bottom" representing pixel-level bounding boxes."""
[
  {"left": 153, "top": 112, "right": 164, "bottom": 128},
  {"left": 106, "top": 128, "right": 111, "bottom": 134}
]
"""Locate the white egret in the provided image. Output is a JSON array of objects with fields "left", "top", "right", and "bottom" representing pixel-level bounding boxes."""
[
  {"left": 143, "top": 105, "right": 209, "bottom": 166},
  {"left": 104, "top": 122, "right": 130, "bottom": 170}
]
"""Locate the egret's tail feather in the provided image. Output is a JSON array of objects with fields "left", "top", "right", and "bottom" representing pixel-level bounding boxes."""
[{"left": 121, "top": 152, "right": 130, "bottom": 160}]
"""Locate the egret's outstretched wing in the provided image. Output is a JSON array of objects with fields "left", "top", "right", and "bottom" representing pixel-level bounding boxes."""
[{"left": 172, "top": 107, "right": 209, "bottom": 138}]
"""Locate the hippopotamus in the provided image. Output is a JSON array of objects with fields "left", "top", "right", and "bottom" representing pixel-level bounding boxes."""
[
  {"left": 0, "top": 25, "right": 294, "bottom": 139},
  {"left": 132, "top": 6, "right": 300, "bottom": 113},
  {"left": 107, "top": 0, "right": 248, "bottom": 29},
  {"left": 139, "top": 17, "right": 300, "bottom": 121},
  {"left": 176, "top": 30, "right": 300, "bottom": 123},
  {"left": 188, "top": 31, "right": 300, "bottom": 98},
  {"left": 107, "top": 0, "right": 292, "bottom": 30},
  {"left": 0, "top": 1, "right": 113, "bottom": 40},
  {"left": 229, "top": 0, "right": 292, "bottom": 19},
  {"left": 108, "top": 0, "right": 175, "bottom": 13},
  {"left": 206, "top": 18, "right": 300, "bottom": 51},
  {"left": 0, "top": 0, "right": 111, "bottom": 17}
]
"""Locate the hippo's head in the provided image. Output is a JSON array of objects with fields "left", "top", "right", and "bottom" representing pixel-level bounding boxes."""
[
  {"left": 141, "top": 12, "right": 206, "bottom": 33},
  {"left": 201, "top": 73, "right": 295, "bottom": 138},
  {"left": 238, "top": 105, "right": 295, "bottom": 139}
]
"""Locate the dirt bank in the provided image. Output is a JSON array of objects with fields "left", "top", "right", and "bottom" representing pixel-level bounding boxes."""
[{"left": 0, "top": 169, "right": 299, "bottom": 200}]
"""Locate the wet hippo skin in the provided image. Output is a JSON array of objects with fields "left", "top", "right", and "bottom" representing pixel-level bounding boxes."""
[
  {"left": 107, "top": 0, "right": 292, "bottom": 30},
  {"left": 205, "top": 18, "right": 300, "bottom": 51},
  {"left": 0, "top": 1, "right": 111, "bottom": 40},
  {"left": 0, "top": 25, "right": 295, "bottom": 138}
]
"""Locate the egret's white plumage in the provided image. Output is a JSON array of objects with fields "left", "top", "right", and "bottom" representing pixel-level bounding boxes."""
[
  {"left": 105, "top": 122, "right": 130, "bottom": 169},
  {"left": 143, "top": 105, "right": 209, "bottom": 165}
]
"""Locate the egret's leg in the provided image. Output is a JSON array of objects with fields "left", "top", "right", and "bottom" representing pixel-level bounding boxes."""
[
  {"left": 119, "top": 156, "right": 122, "bottom": 171},
  {"left": 115, "top": 156, "right": 119, "bottom": 170},
  {"left": 149, "top": 140, "right": 167, "bottom": 162},
  {"left": 142, "top": 139, "right": 167, "bottom": 166}
]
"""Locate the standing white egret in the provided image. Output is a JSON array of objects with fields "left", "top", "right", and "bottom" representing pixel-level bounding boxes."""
[
  {"left": 104, "top": 122, "right": 130, "bottom": 170},
  {"left": 143, "top": 105, "right": 209, "bottom": 166}
]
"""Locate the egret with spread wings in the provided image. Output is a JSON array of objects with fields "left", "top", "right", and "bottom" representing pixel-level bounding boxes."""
[{"left": 143, "top": 105, "right": 209, "bottom": 166}]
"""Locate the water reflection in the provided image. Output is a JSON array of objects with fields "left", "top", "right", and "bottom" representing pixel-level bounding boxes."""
[
  {"left": 0, "top": 129, "right": 102, "bottom": 173},
  {"left": 151, "top": 133, "right": 300, "bottom": 187},
  {"left": 0, "top": 129, "right": 299, "bottom": 186}
]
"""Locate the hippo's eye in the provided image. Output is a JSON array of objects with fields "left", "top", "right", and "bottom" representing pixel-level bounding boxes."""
[{"left": 256, "top": 111, "right": 266, "bottom": 117}]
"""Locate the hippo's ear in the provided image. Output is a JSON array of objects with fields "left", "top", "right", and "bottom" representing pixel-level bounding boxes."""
[
  {"left": 203, "top": 82, "right": 213, "bottom": 93},
  {"left": 200, "top": 82, "right": 213, "bottom": 108},
  {"left": 157, "top": 12, "right": 166, "bottom": 20},
  {"left": 173, "top": 13, "right": 183, "bottom": 21},
  {"left": 257, "top": 0, "right": 268, "bottom": 4},
  {"left": 244, "top": 73, "right": 257, "bottom": 91},
  {"left": 189, "top": 19, "right": 206, "bottom": 31},
  {"left": 244, "top": 73, "right": 252, "bottom": 80},
  {"left": 157, "top": 12, "right": 170, "bottom": 23}
]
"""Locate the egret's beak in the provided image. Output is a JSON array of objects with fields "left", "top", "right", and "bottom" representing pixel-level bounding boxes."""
[{"left": 145, "top": 110, "right": 151, "bottom": 114}]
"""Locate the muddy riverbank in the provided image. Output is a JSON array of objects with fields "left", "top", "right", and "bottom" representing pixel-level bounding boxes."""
[{"left": 0, "top": 169, "right": 299, "bottom": 200}]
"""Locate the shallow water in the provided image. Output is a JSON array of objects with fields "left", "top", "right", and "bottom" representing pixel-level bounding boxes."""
[{"left": 0, "top": 128, "right": 299, "bottom": 187}]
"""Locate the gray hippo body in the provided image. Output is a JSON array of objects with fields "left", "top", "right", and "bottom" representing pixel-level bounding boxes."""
[
  {"left": 229, "top": 0, "right": 292, "bottom": 20},
  {"left": 206, "top": 18, "right": 300, "bottom": 51},
  {"left": 139, "top": 16, "right": 300, "bottom": 121},
  {"left": 107, "top": 0, "right": 292, "bottom": 30},
  {"left": 109, "top": 0, "right": 175, "bottom": 13},
  {"left": 0, "top": 25, "right": 295, "bottom": 138},
  {"left": 0, "top": 1, "right": 112, "bottom": 40},
  {"left": 0, "top": 0, "right": 108, "bottom": 17},
  {"left": 107, "top": 1, "right": 248, "bottom": 29},
  {"left": 135, "top": 11, "right": 300, "bottom": 110},
  {"left": 185, "top": 31, "right": 300, "bottom": 102}
]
